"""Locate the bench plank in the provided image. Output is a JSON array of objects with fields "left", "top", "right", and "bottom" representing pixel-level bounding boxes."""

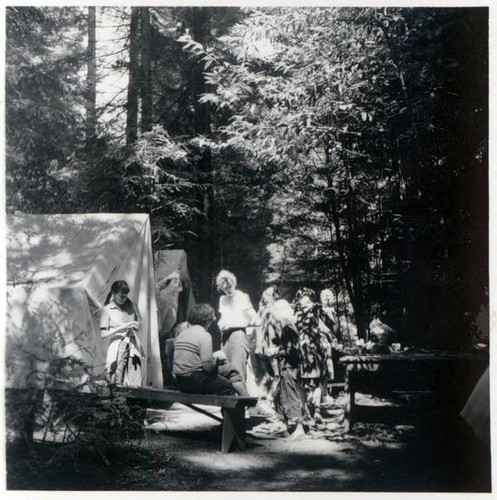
[{"left": 117, "top": 386, "right": 258, "bottom": 409}]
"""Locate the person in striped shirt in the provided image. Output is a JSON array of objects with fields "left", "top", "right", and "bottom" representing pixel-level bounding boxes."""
[{"left": 173, "top": 303, "right": 249, "bottom": 396}]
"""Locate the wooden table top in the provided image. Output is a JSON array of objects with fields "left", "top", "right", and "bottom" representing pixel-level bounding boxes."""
[{"left": 339, "top": 351, "right": 487, "bottom": 364}]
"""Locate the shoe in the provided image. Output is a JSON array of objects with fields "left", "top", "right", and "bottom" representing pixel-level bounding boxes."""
[
  {"left": 249, "top": 403, "right": 275, "bottom": 418},
  {"left": 287, "top": 424, "right": 306, "bottom": 440}
]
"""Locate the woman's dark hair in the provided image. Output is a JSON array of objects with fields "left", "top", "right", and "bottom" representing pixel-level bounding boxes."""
[
  {"left": 105, "top": 280, "right": 130, "bottom": 305},
  {"left": 187, "top": 304, "right": 216, "bottom": 328}
]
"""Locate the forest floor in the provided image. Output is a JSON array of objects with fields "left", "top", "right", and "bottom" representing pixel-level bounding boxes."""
[{"left": 6, "top": 392, "right": 491, "bottom": 493}]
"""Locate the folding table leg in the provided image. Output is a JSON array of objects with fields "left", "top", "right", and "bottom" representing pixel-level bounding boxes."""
[
  {"left": 221, "top": 407, "right": 246, "bottom": 453},
  {"left": 344, "top": 367, "right": 356, "bottom": 433}
]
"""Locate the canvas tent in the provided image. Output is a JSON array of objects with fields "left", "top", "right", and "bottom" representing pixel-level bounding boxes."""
[{"left": 6, "top": 213, "right": 163, "bottom": 389}]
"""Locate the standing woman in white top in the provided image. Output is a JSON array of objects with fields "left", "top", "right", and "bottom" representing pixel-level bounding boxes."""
[
  {"left": 100, "top": 280, "right": 144, "bottom": 386},
  {"left": 216, "top": 270, "right": 260, "bottom": 382}
]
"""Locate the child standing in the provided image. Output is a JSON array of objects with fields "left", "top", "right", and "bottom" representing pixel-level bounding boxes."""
[{"left": 267, "top": 299, "right": 306, "bottom": 438}]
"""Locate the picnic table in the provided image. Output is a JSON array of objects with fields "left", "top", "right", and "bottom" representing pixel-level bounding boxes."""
[{"left": 339, "top": 351, "right": 488, "bottom": 432}]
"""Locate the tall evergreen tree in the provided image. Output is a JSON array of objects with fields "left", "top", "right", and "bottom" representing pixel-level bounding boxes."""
[
  {"left": 5, "top": 6, "right": 88, "bottom": 213},
  {"left": 126, "top": 7, "right": 140, "bottom": 147},
  {"left": 140, "top": 7, "right": 152, "bottom": 133},
  {"left": 85, "top": 6, "right": 97, "bottom": 149},
  {"left": 182, "top": 6, "right": 488, "bottom": 343}
]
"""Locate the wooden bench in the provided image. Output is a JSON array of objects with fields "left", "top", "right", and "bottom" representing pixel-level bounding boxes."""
[{"left": 115, "top": 385, "right": 258, "bottom": 453}]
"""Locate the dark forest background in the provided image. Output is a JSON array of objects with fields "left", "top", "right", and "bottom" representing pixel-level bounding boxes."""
[{"left": 5, "top": 6, "right": 488, "bottom": 347}]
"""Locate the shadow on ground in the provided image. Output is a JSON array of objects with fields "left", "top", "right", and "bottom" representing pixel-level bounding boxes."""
[{"left": 6, "top": 399, "right": 491, "bottom": 492}]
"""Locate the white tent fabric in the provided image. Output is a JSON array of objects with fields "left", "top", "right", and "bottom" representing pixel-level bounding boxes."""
[{"left": 6, "top": 213, "right": 162, "bottom": 389}]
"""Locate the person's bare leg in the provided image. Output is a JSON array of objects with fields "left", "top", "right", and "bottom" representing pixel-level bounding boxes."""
[
  {"left": 114, "top": 341, "right": 130, "bottom": 384},
  {"left": 232, "top": 381, "right": 250, "bottom": 397},
  {"left": 287, "top": 421, "right": 306, "bottom": 439},
  {"left": 268, "top": 357, "right": 280, "bottom": 403},
  {"left": 320, "top": 379, "right": 328, "bottom": 403}
]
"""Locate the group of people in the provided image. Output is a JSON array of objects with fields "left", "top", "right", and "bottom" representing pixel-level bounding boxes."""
[
  {"left": 259, "top": 286, "right": 342, "bottom": 436},
  {"left": 99, "top": 270, "right": 343, "bottom": 439}
]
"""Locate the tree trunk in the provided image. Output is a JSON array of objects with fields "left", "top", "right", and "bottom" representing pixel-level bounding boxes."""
[
  {"left": 324, "top": 142, "right": 368, "bottom": 340},
  {"left": 190, "top": 7, "right": 214, "bottom": 302},
  {"left": 140, "top": 7, "right": 152, "bottom": 133},
  {"left": 328, "top": 193, "right": 369, "bottom": 340},
  {"left": 126, "top": 7, "right": 140, "bottom": 147},
  {"left": 85, "top": 6, "right": 97, "bottom": 149}
]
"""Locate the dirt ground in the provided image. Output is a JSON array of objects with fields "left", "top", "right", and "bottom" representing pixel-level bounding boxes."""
[
  {"left": 6, "top": 394, "right": 491, "bottom": 492},
  {"left": 138, "top": 399, "right": 490, "bottom": 492}
]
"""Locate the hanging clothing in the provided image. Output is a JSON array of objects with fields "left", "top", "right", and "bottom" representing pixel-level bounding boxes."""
[{"left": 157, "top": 282, "right": 180, "bottom": 340}]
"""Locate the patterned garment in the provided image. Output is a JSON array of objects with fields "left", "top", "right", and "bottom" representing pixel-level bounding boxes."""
[
  {"left": 318, "top": 307, "right": 338, "bottom": 380},
  {"left": 273, "top": 324, "right": 306, "bottom": 423},
  {"left": 259, "top": 306, "right": 278, "bottom": 355},
  {"left": 294, "top": 302, "right": 331, "bottom": 386}
]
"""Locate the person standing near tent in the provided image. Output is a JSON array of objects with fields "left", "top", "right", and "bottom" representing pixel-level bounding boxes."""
[
  {"left": 293, "top": 287, "right": 330, "bottom": 424},
  {"left": 157, "top": 271, "right": 183, "bottom": 338},
  {"left": 258, "top": 286, "right": 278, "bottom": 355},
  {"left": 319, "top": 288, "right": 342, "bottom": 405},
  {"left": 257, "top": 286, "right": 280, "bottom": 404},
  {"left": 266, "top": 299, "right": 307, "bottom": 439},
  {"left": 216, "top": 270, "right": 261, "bottom": 382},
  {"left": 156, "top": 271, "right": 183, "bottom": 385},
  {"left": 100, "top": 280, "right": 144, "bottom": 386}
]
